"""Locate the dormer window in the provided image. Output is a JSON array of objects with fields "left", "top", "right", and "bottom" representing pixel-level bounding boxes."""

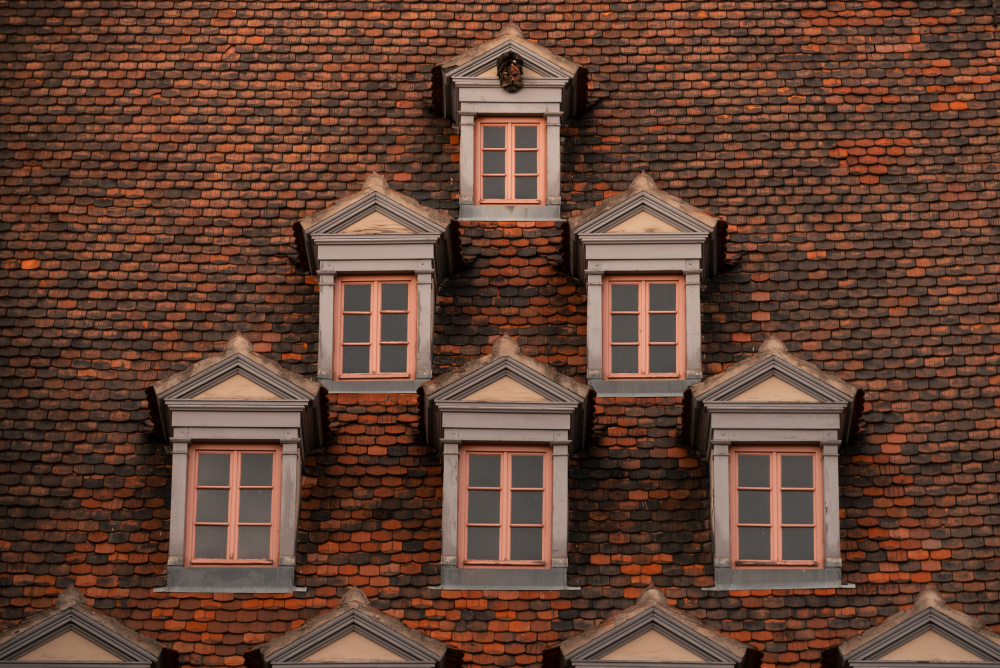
[
  {"left": 604, "top": 275, "right": 685, "bottom": 379},
  {"left": 476, "top": 117, "right": 545, "bottom": 205}
]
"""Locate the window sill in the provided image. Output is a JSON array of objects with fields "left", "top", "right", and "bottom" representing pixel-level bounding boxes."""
[
  {"left": 705, "top": 566, "right": 853, "bottom": 592},
  {"left": 321, "top": 379, "right": 424, "bottom": 394},
  {"left": 460, "top": 204, "right": 562, "bottom": 222},
  {"left": 437, "top": 566, "right": 576, "bottom": 591},
  {"left": 590, "top": 378, "right": 698, "bottom": 397},
  {"left": 156, "top": 566, "right": 304, "bottom": 593}
]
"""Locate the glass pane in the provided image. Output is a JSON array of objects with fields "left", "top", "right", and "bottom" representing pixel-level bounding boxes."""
[
  {"left": 483, "top": 126, "right": 505, "bottom": 149},
  {"left": 238, "top": 525, "right": 271, "bottom": 560},
  {"left": 483, "top": 150, "right": 505, "bottom": 175},
  {"left": 611, "top": 346, "right": 639, "bottom": 374},
  {"left": 514, "top": 176, "right": 536, "bottom": 200},
  {"left": 342, "top": 314, "right": 370, "bottom": 344},
  {"left": 782, "top": 491, "right": 814, "bottom": 525},
  {"left": 380, "top": 345, "right": 407, "bottom": 374},
  {"left": 611, "top": 314, "right": 638, "bottom": 343},
  {"left": 194, "top": 525, "right": 227, "bottom": 560},
  {"left": 197, "top": 453, "right": 229, "bottom": 486},
  {"left": 649, "top": 283, "right": 676, "bottom": 311},
  {"left": 782, "top": 455, "right": 813, "bottom": 488},
  {"left": 514, "top": 149, "right": 536, "bottom": 174},
  {"left": 467, "top": 490, "right": 500, "bottom": 524},
  {"left": 611, "top": 283, "right": 638, "bottom": 312},
  {"left": 240, "top": 453, "right": 272, "bottom": 486},
  {"left": 514, "top": 125, "right": 537, "bottom": 149},
  {"left": 738, "top": 490, "right": 770, "bottom": 525},
  {"left": 738, "top": 454, "right": 770, "bottom": 488},
  {"left": 381, "top": 283, "right": 408, "bottom": 311},
  {"left": 343, "top": 283, "right": 370, "bottom": 312},
  {"left": 467, "top": 526, "right": 499, "bottom": 560},
  {"left": 782, "top": 527, "right": 815, "bottom": 561},
  {"left": 738, "top": 527, "right": 770, "bottom": 561},
  {"left": 649, "top": 313, "right": 677, "bottom": 343},
  {"left": 510, "top": 527, "right": 543, "bottom": 561},
  {"left": 341, "top": 345, "right": 369, "bottom": 374},
  {"left": 511, "top": 455, "right": 543, "bottom": 488},
  {"left": 511, "top": 491, "right": 543, "bottom": 525},
  {"left": 483, "top": 176, "right": 505, "bottom": 199},
  {"left": 649, "top": 345, "right": 677, "bottom": 374},
  {"left": 468, "top": 454, "right": 501, "bottom": 487},
  {"left": 381, "top": 313, "right": 407, "bottom": 342},
  {"left": 239, "top": 489, "right": 272, "bottom": 523},
  {"left": 196, "top": 489, "right": 228, "bottom": 523}
]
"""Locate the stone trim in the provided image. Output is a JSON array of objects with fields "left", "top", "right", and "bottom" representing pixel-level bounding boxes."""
[
  {"left": 158, "top": 566, "right": 301, "bottom": 594},
  {"left": 0, "top": 609, "right": 159, "bottom": 665},
  {"left": 590, "top": 379, "right": 697, "bottom": 397},
  {"left": 706, "top": 566, "right": 851, "bottom": 592},
  {"left": 438, "top": 566, "right": 573, "bottom": 591}
]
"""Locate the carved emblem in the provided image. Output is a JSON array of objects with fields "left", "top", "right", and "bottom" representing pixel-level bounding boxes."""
[{"left": 496, "top": 51, "right": 524, "bottom": 92}]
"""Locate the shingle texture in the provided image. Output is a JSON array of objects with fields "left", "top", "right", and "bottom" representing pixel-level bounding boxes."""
[{"left": 2, "top": 2, "right": 1000, "bottom": 668}]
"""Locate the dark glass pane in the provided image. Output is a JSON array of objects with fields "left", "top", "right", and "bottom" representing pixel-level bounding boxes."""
[
  {"left": 511, "top": 455, "right": 543, "bottom": 488},
  {"left": 483, "top": 150, "right": 505, "bottom": 175},
  {"left": 611, "top": 283, "right": 639, "bottom": 312},
  {"left": 342, "top": 314, "right": 370, "bottom": 343},
  {"left": 782, "top": 527, "right": 814, "bottom": 561},
  {"left": 341, "top": 345, "right": 369, "bottom": 374},
  {"left": 611, "top": 314, "right": 638, "bottom": 343},
  {"left": 510, "top": 527, "right": 543, "bottom": 561},
  {"left": 649, "top": 283, "right": 676, "bottom": 311},
  {"left": 514, "top": 125, "right": 537, "bottom": 149},
  {"left": 782, "top": 455, "right": 813, "bottom": 488},
  {"left": 514, "top": 176, "right": 536, "bottom": 200},
  {"left": 511, "top": 491, "right": 543, "bottom": 524},
  {"left": 648, "top": 345, "right": 677, "bottom": 374},
  {"left": 649, "top": 313, "right": 676, "bottom": 343},
  {"left": 483, "top": 176, "right": 505, "bottom": 199},
  {"left": 467, "top": 490, "right": 500, "bottom": 524},
  {"left": 238, "top": 525, "right": 270, "bottom": 560},
  {"left": 514, "top": 150, "right": 536, "bottom": 174},
  {"left": 381, "top": 313, "right": 407, "bottom": 342},
  {"left": 611, "top": 346, "right": 639, "bottom": 374},
  {"left": 782, "top": 491, "right": 814, "bottom": 525},
  {"left": 738, "top": 490, "right": 770, "bottom": 525},
  {"left": 240, "top": 453, "right": 272, "bottom": 486},
  {"left": 467, "top": 526, "right": 499, "bottom": 560},
  {"left": 381, "top": 283, "right": 408, "bottom": 311},
  {"left": 197, "top": 453, "right": 229, "bottom": 486},
  {"left": 196, "top": 489, "right": 228, "bottom": 523},
  {"left": 380, "top": 345, "right": 407, "bottom": 374},
  {"left": 468, "top": 454, "right": 501, "bottom": 487},
  {"left": 239, "top": 489, "right": 272, "bottom": 523},
  {"left": 194, "top": 526, "right": 227, "bottom": 560},
  {"left": 738, "top": 527, "right": 770, "bottom": 561},
  {"left": 483, "top": 126, "right": 505, "bottom": 149},
  {"left": 738, "top": 454, "right": 770, "bottom": 488},
  {"left": 343, "top": 283, "right": 370, "bottom": 312}
]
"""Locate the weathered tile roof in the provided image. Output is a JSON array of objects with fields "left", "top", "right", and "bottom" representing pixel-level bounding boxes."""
[{"left": 2, "top": 3, "right": 999, "bottom": 668}]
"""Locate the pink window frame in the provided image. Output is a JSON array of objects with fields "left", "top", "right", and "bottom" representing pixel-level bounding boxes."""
[
  {"left": 729, "top": 445, "right": 823, "bottom": 568},
  {"left": 474, "top": 117, "right": 546, "bottom": 205},
  {"left": 185, "top": 443, "right": 281, "bottom": 566},
  {"left": 334, "top": 275, "right": 417, "bottom": 380},
  {"left": 457, "top": 445, "right": 552, "bottom": 568},
  {"left": 602, "top": 275, "right": 686, "bottom": 379}
]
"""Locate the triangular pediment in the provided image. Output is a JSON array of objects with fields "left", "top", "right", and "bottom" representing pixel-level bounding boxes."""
[
  {"left": 573, "top": 190, "right": 715, "bottom": 238},
  {"left": 441, "top": 24, "right": 579, "bottom": 83},
  {"left": 459, "top": 376, "right": 551, "bottom": 403},
  {"left": 338, "top": 211, "right": 415, "bottom": 235},
  {"left": 192, "top": 372, "right": 282, "bottom": 401},
  {"left": 14, "top": 630, "right": 124, "bottom": 662},
  {"left": 299, "top": 631, "right": 406, "bottom": 663},
  {"left": 727, "top": 375, "right": 821, "bottom": 403},
  {"left": 597, "top": 629, "right": 705, "bottom": 662},
  {"left": 302, "top": 189, "right": 447, "bottom": 239},
  {"left": 877, "top": 629, "right": 984, "bottom": 661},
  {"left": 159, "top": 352, "right": 317, "bottom": 404}
]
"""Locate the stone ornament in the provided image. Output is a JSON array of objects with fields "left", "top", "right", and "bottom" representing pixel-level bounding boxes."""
[{"left": 496, "top": 51, "right": 524, "bottom": 92}]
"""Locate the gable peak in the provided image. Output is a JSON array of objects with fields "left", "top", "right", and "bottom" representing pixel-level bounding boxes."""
[
  {"left": 56, "top": 586, "right": 85, "bottom": 608},
  {"left": 637, "top": 585, "right": 666, "bottom": 608},
  {"left": 340, "top": 587, "right": 370, "bottom": 609},
  {"left": 225, "top": 332, "right": 253, "bottom": 355},
  {"left": 491, "top": 334, "right": 521, "bottom": 358},
  {"left": 363, "top": 172, "right": 389, "bottom": 193},
  {"left": 629, "top": 172, "right": 658, "bottom": 193},
  {"left": 758, "top": 336, "right": 787, "bottom": 356},
  {"left": 498, "top": 23, "right": 524, "bottom": 39},
  {"left": 913, "top": 585, "right": 945, "bottom": 611}
]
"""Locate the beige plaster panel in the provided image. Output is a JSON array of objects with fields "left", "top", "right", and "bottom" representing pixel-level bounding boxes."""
[
  {"left": 460, "top": 376, "right": 550, "bottom": 403},
  {"left": 193, "top": 373, "right": 281, "bottom": 400},
  {"left": 599, "top": 629, "right": 704, "bottom": 662},
  {"left": 878, "top": 629, "right": 984, "bottom": 661},
  {"left": 475, "top": 65, "right": 543, "bottom": 78},
  {"left": 729, "top": 376, "right": 819, "bottom": 402},
  {"left": 606, "top": 210, "right": 682, "bottom": 234},
  {"left": 301, "top": 631, "right": 405, "bottom": 662},
  {"left": 339, "top": 212, "right": 414, "bottom": 234},
  {"left": 16, "top": 630, "right": 123, "bottom": 662}
]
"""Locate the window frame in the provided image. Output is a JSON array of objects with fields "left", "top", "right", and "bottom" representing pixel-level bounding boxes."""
[
  {"left": 185, "top": 443, "right": 282, "bottom": 567},
  {"left": 458, "top": 445, "right": 552, "bottom": 568},
  {"left": 729, "top": 445, "right": 823, "bottom": 568},
  {"left": 602, "top": 275, "right": 686, "bottom": 380},
  {"left": 333, "top": 275, "right": 417, "bottom": 381},
  {"left": 474, "top": 117, "right": 546, "bottom": 206}
]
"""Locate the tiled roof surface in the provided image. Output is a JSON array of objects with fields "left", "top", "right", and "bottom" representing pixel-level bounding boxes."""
[{"left": 2, "top": 2, "right": 1000, "bottom": 668}]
